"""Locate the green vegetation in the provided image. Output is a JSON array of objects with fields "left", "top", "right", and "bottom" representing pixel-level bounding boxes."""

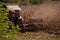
[
  {"left": 0, "top": 2, "right": 20, "bottom": 40},
  {"left": 0, "top": 0, "right": 58, "bottom": 4},
  {"left": 29, "top": 0, "right": 44, "bottom": 4}
]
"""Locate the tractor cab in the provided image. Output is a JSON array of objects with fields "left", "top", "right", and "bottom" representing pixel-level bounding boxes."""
[{"left": 4, "top": 3, "right": 23, "bottom": 26}]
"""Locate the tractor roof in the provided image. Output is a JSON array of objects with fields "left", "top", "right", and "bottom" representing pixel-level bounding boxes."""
[{"left": 4, "top": 3, "right": 21, "bottom": 11}]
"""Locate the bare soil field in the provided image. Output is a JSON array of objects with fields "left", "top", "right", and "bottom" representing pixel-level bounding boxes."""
[
  {"left": 17, "top": 1, "right": 60, "bottom": 40},
  {"left": 20, "top": 1, "right": 60, "bottom": 34}
]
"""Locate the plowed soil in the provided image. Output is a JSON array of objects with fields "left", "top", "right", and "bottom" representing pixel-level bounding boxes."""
[{"left": 17, "top": 2, "right": 60, "bottom": 40}]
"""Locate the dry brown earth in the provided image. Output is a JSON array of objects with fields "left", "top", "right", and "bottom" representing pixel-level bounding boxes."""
[{"left": 17, "top": 2, "right": 60, "bottom": 40}]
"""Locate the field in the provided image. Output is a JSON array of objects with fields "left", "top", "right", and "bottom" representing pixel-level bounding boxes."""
[
  {"left": 16, "top": 1, "right": 60, "bottom": 40},
  {"left": 0, "top": 0, "right": 60, "bottom": 40},
  {"left": 16, "top": 31, "right": 60, "bottom": 40}
]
